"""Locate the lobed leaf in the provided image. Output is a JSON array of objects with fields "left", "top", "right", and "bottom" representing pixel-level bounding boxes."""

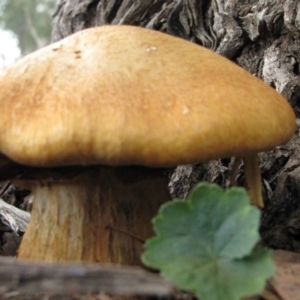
[{"left": 142, "top": 183, "right": 275, "bottom": 300}]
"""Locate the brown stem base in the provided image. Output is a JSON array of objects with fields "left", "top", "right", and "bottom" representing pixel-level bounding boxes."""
[{"left": 17, "top": 166, "right": 170, "bottom": 264}]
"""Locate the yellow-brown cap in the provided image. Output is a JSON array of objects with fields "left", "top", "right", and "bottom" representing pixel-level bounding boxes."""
[{"left": 0, "top": 25, "right": 296, "bottom": 167}]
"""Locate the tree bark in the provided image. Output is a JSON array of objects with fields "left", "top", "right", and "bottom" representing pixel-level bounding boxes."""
[{"left": 52, "top": 0, "right": 300, "bottom": 251}]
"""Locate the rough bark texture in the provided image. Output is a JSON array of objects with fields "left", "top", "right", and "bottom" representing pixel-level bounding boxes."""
[{"left": 52, "top": 0, "right": 300, "bottom": 252}]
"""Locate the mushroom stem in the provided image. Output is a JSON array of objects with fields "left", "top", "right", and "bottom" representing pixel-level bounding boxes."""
[
  {"left": 17, "top": 166, "right": 170, "bottom": 264},
  {"left": 242, "top": 154, "right": 264, "bottom": 208}
]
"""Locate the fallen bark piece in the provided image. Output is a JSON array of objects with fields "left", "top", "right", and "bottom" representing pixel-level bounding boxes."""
[
  {"left": 269, "top": 250, "right": 300, "bottom": 300},
  {"left": 0, "top": 257, "right": 173, "bottom": 296},
  {"left": 273, "top": 250, "right": 300, "bottom": 264},
  {"left": 271, "top": 262, "right": 300, "bottom": 300}
]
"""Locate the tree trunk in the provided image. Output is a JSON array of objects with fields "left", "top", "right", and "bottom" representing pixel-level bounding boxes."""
[{"left": 52, "top": 0, "right": 300, "bottom": 252}]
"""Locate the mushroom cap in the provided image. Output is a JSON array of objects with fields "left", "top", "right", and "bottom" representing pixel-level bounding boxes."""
[{"left": 0, "top": 25, "right": 296, "bottom": 167}]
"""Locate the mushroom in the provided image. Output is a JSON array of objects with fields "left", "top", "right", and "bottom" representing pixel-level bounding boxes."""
[{"left": 0, "top": 25, "right": 295, "bottom": 263}]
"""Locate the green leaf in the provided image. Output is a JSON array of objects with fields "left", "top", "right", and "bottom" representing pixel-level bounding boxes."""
[{"left": 142, "top": 183, "right": 275, "bottom": 300}]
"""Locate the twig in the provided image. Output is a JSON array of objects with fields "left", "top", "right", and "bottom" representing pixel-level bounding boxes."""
[
  {"left": 261, "top": 289, "right": 282, "bottom": 300},
  {"left": 0, "top": 257, "right": 173, "bottom": 296},
  {"left": 106, "top": 224, "right": 145, "bottom": 243},
  {"left": 0, "top": 180, "right": 11, "bottom": 198}
]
